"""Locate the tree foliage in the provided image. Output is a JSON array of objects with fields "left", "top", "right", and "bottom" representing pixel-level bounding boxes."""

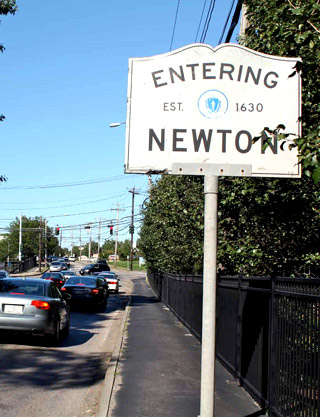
[
  {"left": 139, "top": 175, "right": 319, "bottom": 276},
  {"left": 2, "top": 216, "right": 59, "bottom": 260},
  {"left": 139, "top": 176, "right": 204, "bottom": 273},
  {"left": 242, "top": 0, "right": 320, "bottom": 183},
  {"left": 0, "top": 0, "right": 17, "bottom": 53}
]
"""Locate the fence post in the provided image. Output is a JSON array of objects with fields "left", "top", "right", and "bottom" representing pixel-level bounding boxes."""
[
  {"left": 235, "top": 272, "right": 243, "bottom": 381},
  {"left": 268, "top": 272, "right": 278, "bottom": 416}
]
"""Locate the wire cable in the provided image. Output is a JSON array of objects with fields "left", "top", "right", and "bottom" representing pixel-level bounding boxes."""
[
  {"left": 218, "top": 0, "right": 236, "bottom": 44},
  {"left": 225, "top": 0, "right": 242, "bottom": 43},
  {"left": 194, "top": 0, "right": 207, "bottom": 42},
  {"left": 0, "top": 175, "right": 128, "bottom": 190},
  {"left": 170, "top": 0, "right": 182, "bottom": 51},
  {"left": 199, "top": 0, "right": 216, "bottom": 43}
]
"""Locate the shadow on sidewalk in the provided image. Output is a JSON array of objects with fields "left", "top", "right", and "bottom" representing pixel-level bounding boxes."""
[
  {"left": 244, "top": 410, "right": 267, "bottom": 417},
  {"left": 130, "top": 294, "right": 161, "bottom": 306}
]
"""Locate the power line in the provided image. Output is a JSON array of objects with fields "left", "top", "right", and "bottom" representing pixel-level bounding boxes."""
[
  {"left": 0, "top": 175, "right": 128, "bottom": 190},
  {"left": 0, "top": 194, "right": 128, "bottom": 211},
  {"left": 218, "top": 0, "right": 236, "bottom": 44},
  {"left": 195, "top": 0, "right": 208, "bottom": 42},
  {"left": 170, "top": 0, "right": 182, "bottom": 51},
  {"left": 225, "top": 0, "right": 242, "bottom": 43},
  {"left": 199, "top": 0, "right": 216, "bottom": 43},
  {"left": 0, "top": 191, "right": 128, "bottom": 205}
]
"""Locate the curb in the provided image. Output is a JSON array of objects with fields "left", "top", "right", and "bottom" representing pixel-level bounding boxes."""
[{"left": 97, "top": 297, "right": 131, "bottom": 417}]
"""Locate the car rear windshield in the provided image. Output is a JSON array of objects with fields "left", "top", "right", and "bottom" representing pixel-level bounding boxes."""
[
  {"left": 0, "top": 272, "right": 8, "bottom": 278},
  {"left": 0, "top": 281, "right": 45, "bottom": 296},
  {"left": 66, "top": 277, "right": 96, "bottom": 286},
  {"left": 42, "top": 273, "right": 60, "bottom": 278}
]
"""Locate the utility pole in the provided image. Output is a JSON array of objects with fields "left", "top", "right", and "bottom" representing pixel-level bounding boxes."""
[
  {"left": 38, "top": 216, "right": 42, "bottom": 272},
  {"left": 44, "top": 220, "right": 47, "bottom": 263},
  {"left": 128, "top": 187, "right": 139, "bottom": 271},
  {"left": 18, "top": 212, "right": 22, "bottom": 262},
  {"left": 87, "top": 224, "right": 92, "bottom": 260},
  {"left": 240, "top": 2, "right": 249, "bottom": 36},
  {"left": 79, "top": 226, "right": 82, "bottom": 260},
  {"left": 71, "top": 228, "right": 74, "bottom": 256},
  {"left": 111, "top": 204, "right": 125, "bottom": 267},
  {"left": 97, "top": 219, "right": 101, "bottom": 259},
  {"left": 59, "top": 230, "right": 63, "bottom": 256}
]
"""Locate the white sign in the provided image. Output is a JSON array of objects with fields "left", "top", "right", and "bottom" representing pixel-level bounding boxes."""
[{"left": 125, "top": 43, "right": 301, "bottom": 177}]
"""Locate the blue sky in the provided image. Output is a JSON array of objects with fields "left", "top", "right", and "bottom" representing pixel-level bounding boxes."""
[{"left": 0, "top": 0, "right": 240, "bottom": 250}]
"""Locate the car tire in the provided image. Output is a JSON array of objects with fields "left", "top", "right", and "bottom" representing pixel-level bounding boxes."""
[
  {"left": 62, "top": 316, "right": 70, "bottom": 337},
  {"left": 47, "top": 318, "right": 60, "bottom": 346},
  {"left": 97, "top": 296, "right": 106, "bottom": 312}
]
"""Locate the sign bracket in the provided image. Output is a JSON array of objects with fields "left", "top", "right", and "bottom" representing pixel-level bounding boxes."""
[{"left": 171, "top": 163, "right": 252, "bottom": 177}]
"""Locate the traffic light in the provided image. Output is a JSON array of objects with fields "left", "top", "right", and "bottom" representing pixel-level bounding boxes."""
[
  {"left": 129, "top": 225, "right": 134, "bottom": 234},
  {"left": 110, "top": 225, "right": 113, "bottom": 235},
  {"left": 55, "top": 227, "right": 60, "bottom": 235}
]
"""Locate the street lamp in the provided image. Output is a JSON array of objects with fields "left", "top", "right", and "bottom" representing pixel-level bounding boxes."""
[{"left": 109, "top": 122, "right": 126, "bottom": 128}]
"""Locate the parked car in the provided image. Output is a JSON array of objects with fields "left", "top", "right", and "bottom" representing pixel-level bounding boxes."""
[
  {"left": 49, "top": 261, "right": 67, "bottom": 272},
  {"left": 60, "top": 270, "right": 76, "bottom": 280},
  {"left": 79, "top": 263, "right": 110, "bottom": 276},
  {"left": 61, "top": 276, "right": 108, "bottom": 311},
  {"left": 41, "top": 272, "right": 66, "bottom": 289},
  {"left": 0, "top": 278, "right": 70, "bottom": 345},
  {"left": 98, "top": 271, "right": 119, "bottom": 293},
  {"left": 69, "top": 255, "right": 76, "bottom": 262},
  {"left": 0, "top": 270, "right": 10, "bottom": 279}
]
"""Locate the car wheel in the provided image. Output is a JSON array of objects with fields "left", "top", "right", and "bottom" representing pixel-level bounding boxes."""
[
  {"left": 62, "top": 316, "right": 70, "bottom": 337},
  {"left": 47, "top": 318, "right": 60, "bottom": 346},
  {"left": 97, "top": 296, "right": 106, "bottom": 312}
]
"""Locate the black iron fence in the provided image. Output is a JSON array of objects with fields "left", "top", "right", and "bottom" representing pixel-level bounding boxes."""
[
  {"left": 0, "top": 257, "right": 37, "bottom": 274},
  {"left": 148, "top": 271, "right": 320, "bottom": 417}
]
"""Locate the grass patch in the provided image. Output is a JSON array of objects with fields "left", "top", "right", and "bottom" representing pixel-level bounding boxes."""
[{"left": 111, "top": 260, "right": 147, "bottom": 271}]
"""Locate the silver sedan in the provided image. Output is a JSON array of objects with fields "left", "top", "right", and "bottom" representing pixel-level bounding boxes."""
[
  {"left": 0, "top": 278, "right": 70, "bottom": 345},
  {"left": 49, "top": 261, "right": 67, "bottom": 272}
]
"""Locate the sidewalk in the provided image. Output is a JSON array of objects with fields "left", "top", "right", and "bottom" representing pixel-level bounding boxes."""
[
  {"left": 105, "top": 275, "right": 266, "bottom": 417},
  {"left": 10, "top": 265, "right": 48, "bottom": 277}
]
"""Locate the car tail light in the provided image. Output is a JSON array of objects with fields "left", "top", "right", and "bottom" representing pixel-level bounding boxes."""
[
  {"left": 92, "top": 289, "right": 99, "bottom": 295},
  {"left": 109, "top": 281, "right": 117, "bottom": 285},
  {"left": 31, "top": 300, "right": 51, "bottom": 310},
  {"left": 61, "top": 287, "right": 66, "bottom": 291},
  {"left": 76, "top": 283, "right": 85, "bottom": 286},
  {"left": 59, "top": 280, "right": 63, "bottom": 284}
]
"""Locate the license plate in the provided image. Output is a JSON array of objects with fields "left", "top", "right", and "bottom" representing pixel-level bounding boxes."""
[
  {"left": 73, "top": 290, "right": 86, "bottom": 294},
  {"left": 4, "top": 304, "right": 23, "bottom": 314}
]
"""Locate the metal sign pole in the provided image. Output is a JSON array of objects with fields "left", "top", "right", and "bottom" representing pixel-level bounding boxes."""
[{"left": 200, "top": 175, "right": 219, "bottom": 417}]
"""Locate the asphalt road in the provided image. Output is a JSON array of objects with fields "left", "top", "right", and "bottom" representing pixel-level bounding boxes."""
[{"left": 0, "top": 263, "right": 135, "bottom": 417}]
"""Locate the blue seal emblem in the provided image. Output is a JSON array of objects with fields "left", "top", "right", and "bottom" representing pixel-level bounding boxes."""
[{"left": 198, "top": 90, "right": 228, "bottom": 119}]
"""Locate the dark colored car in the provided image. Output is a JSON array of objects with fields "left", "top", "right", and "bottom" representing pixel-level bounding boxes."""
[
  {"left": 60, "top": 270, "right": 76, "bottom": 280},
  {"left": 0, "top": 278, "right": 70, "bottom": 345},
  {"left": 61, "top": 276, "right": 108, "bottom": 311},
  {"left": 41, "top": 272, "right": 66, "bottom": 289},
  {"left": 79, "top": 263, "right": 110, "bottom": 276},
  {"left": 0, "top": 270, "right": 10, "bottom": 279}
]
